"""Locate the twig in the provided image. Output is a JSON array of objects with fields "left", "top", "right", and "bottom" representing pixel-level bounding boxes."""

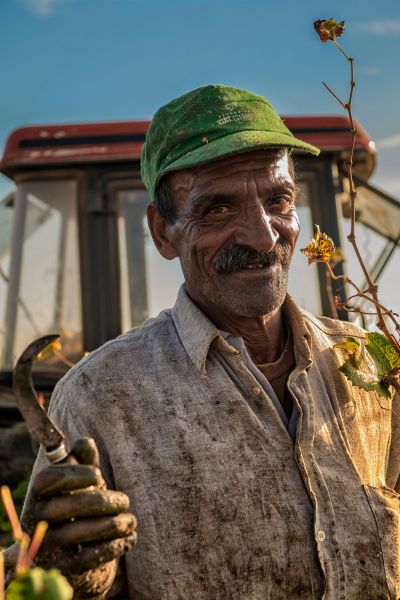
[
  {"left": 27, "top": 521, "right": 48, "bottom": 566},
  {"left": 52, "top": 347, "right": 75, "bottom": 369},
  {"left": 322, "top": 34, "right": 400, "bottom": 359},
  {"left": 322, "top": 82, "right": 347, "bottom": 109},
  {"left": 0, "top": 487, "right": 24, "bottom": 542},
  {"left": 344, "top": 307, "right": 394, "bottom": 316},
  {"left": 15, "top": 534, "right": 30, "bottom": 575}
]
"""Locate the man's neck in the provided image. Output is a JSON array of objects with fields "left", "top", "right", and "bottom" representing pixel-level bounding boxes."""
[
  {"left": 238, "top": 310, "right": 286, "bottom": 365},
  {"left": 189, "top": 293, "right": 287, "bottom": 364}
]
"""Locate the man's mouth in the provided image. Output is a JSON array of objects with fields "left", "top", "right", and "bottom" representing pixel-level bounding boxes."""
[
  {"left": 241, "top": 262, "right": 269, "bottom": 270},
  {"left": 214, "top": 242, "right": 292, "bottom": 275}
]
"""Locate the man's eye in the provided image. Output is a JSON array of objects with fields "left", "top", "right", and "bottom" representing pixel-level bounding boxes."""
[
  {"left": 208, "top": 205, "right": 231, "bottom": 215},
  {"left": 270, "top": 196, "right": 293, "bottom": 208}
]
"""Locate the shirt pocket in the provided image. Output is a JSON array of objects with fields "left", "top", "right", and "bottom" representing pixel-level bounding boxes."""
[{"left": 364, "top": 484, "right": 400, "bottom": 599}]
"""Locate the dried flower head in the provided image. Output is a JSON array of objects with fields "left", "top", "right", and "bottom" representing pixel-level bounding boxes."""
[
  {"left": 300, "top": 225, "right": 336, "bottom": 265},
  {"left": 314, "top": 18, "right": 346, "bottom": 43}
]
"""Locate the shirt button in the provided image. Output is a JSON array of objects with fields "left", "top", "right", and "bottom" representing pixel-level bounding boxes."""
[
  {"left": 317, "top": 530, "right": 326, "bottom": 542},
  {"left": 253, "top": 387, "right": 261, "bottom": 396}
]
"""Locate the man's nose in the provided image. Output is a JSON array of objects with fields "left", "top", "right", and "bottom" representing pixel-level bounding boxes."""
[{"left": 236, "top": 205, "right": 279, "bottom": 253}]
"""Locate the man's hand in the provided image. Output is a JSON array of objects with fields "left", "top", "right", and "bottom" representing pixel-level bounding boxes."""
[{"left": 19, "top": 437, "right": 137, "bottom": 598}]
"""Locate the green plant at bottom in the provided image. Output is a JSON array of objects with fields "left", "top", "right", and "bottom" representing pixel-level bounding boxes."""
[
  {"left": 0, "top": 485, "right": 73, "bottom": 600},
  {"left": 6, "top": 568, "right": 72, "bottom": 600}
]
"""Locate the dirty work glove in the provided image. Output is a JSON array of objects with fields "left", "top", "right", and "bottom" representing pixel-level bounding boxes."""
[{"left": 18, "top": 437, "right": 137, "bottom": 598}]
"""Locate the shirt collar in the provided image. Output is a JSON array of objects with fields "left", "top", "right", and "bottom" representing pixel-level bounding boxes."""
[
  {"left": 171, "top": 286, "right": 222, "bottom": 374},
  {"left": 284, "top": 294, "right": 313, "bottom": 370},
  {"left": 171, "top": 285, "right": 313, "bottom": 374}
]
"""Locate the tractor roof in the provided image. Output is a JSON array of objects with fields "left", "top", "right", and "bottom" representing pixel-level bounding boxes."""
[{"left": 0, "top": 115, "right": 375, "bottom": 178}]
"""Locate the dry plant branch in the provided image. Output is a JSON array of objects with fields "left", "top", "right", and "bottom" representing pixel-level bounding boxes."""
[{"left": 303, "top": 19, "right": 400, "bottom": 396}]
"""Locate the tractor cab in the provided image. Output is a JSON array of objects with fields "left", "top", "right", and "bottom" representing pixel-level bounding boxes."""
[{"left": 0, "top": 117, "right": 399, "bottom": 423}]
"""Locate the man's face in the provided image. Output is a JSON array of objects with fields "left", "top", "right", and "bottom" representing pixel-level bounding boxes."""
[{"left": 154, "top": 149, "right": 300, "bottom": 318}]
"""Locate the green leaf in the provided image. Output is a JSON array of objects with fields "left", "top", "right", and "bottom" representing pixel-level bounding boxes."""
[
  {"left": 365, "top": 332, "right": 400, "bottom": 378},
  {"left": 339, "top": 360, "right": 391, "bottom": 398},
  {"left": 335, "top": 334, "right": 395, "bottom": 398},
  {"left": 6, "top": 568, "right": 73, "bottom": 600}
]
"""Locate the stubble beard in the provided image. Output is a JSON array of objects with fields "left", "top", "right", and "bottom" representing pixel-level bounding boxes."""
[
  {"left": 212, "top": 263, "right": 290, "bottom": 317},
  {"left": 187, "top": 241, "right": 293, "bottom": 318}
]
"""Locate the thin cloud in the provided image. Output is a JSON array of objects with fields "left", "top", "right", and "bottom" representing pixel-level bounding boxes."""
[
  {"left": 376, "top": 133, "right": 400, "bottom": 150},
  {"left": 355, "top": 19, "right": 400, "bottom": 35},
  {"left": 21, "top": 0, "right": 61, "bottom": 16},
  {"left": 359, "top": 66, "right": 381, "bottom": 77}
]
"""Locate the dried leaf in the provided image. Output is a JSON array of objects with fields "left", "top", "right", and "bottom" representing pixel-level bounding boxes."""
[
  {"left": 314, "top": 18, "right": 346, "bottom": 43},
  {"left": 334, "top": 336, "right": 363, "bottom": 364},
  {"left": 300, "top": 225, "right": 336, "bottom": 265},
  {"left": 330, "top": 247, "right": 344, "bottom": 267}
]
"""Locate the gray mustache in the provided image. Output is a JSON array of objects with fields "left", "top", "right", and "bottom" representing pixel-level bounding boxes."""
[{"left": 214, "top": 243, "right": 292, "bottom": 274}]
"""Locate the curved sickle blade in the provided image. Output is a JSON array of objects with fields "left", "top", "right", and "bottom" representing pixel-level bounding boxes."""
[{"left": 13, "top": 334, "right": 65, "bottom": 450}]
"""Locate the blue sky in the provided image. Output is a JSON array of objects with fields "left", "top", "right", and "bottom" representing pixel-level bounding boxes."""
[
  {"left": 0, "top": 0, "right": 399, "bottom": 317},
  {"left": 1, "top": 0, "right": 400, "bottom": 188},
  {"left": 1, "top": 0, "right": 400, "bottom": 197}
]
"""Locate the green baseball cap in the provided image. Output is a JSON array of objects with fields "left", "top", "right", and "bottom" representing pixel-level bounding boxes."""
[{"left": 141, "top": 84, "right": 320, "bottom": 201}]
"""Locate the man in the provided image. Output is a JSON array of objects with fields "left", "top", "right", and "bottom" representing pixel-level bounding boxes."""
[{"left": 6, "top": 85, "right": 400, "bottom": 599}]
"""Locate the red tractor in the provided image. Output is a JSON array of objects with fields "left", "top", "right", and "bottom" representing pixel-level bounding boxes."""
[{"left": 0, "top": 116, "right": 399, "bottom": 485}]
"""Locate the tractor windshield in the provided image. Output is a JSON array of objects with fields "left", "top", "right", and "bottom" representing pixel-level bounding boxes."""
[{"left": 0, "top": 179, "right": 83, "bottom": 375}]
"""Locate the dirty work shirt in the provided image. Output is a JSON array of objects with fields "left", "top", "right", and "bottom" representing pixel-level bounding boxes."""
[
  {"left": 29, "top": 287, "right": 400, "bottom": 600},
  {"left": 222, "top": 327, "right": 298, "bottom": 437},
  {"left": 256, "top": 327, "right": 296, "bottom": 419}
]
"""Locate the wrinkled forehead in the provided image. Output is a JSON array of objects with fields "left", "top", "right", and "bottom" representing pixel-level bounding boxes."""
[{"left": 168, "top": 148, "right": 293, "bottom": 196}]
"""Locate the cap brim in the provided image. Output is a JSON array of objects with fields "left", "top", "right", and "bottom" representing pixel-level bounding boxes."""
[{"left": 161, "top": 130, "right": 320, "bottom": 179}]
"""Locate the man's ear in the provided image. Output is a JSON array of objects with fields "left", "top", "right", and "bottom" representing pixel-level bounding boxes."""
[{"left": 147, "top": 202, "right": 179, "bottom": 260}]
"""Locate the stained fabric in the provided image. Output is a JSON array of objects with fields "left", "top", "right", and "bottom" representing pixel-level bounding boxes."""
[
  {"left": 28, "top": 287, "right": 400, "bottom": 599},
  {"left": 222, "top": 325, "right": 296, "bottom": 430}
]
